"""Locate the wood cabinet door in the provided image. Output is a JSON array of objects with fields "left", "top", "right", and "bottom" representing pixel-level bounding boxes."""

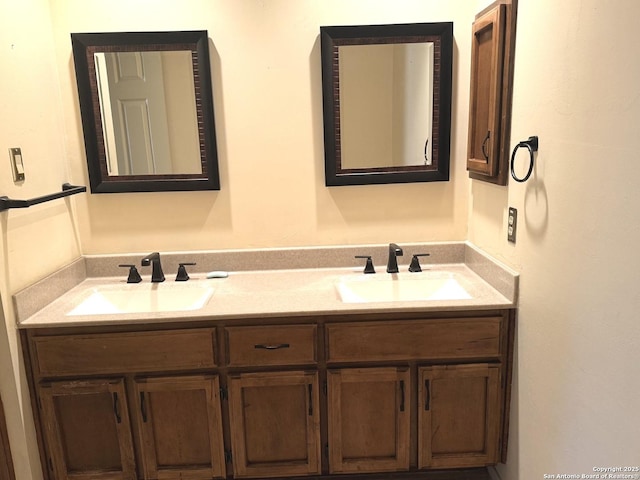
[
  {"left": 327, "top": 367, "right": 410, "bottom": 473},
  {"left": 467, "top": 4, "right": 506, "bottom": 177},
  {"left": 0, "top": 396, "right": 16, "bottom": 480},
  {"left": 38, "top": 378, "right": 136, "bottom": 480},
  {"left": 228, "top": 371, "right": 321, "bottom": 478},
  {"left": 134, "top": 375, "right": 226, "bottom": 480},
  {"left": 419, "top": 364, "right": 501, "bottom": 468}
]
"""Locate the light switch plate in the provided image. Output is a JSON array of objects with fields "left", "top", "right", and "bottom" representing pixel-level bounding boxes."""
[
  {"left": 9, "top": 147, "right": 25, "bottom": 182},
  {"left": 507, "top": 207, "right": 517, "bottom": 243}
]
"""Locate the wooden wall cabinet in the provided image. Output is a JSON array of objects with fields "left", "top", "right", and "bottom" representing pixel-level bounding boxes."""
[
  {"left": 23, "top": 310, "right": 514, "bottom": 480},
  {"left": 467, "top": 0, "right": 517, "bottom": 185}
]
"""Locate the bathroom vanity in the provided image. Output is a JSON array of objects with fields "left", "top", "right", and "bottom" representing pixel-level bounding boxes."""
[{"left": 16, "top": 243, "right": 517, "bottom": 480}]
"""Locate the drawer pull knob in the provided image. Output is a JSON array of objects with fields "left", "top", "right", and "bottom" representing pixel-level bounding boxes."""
[
  {"left": 112, "top": 392, "right": 121, "bottom": 424},
  {"left": 254, "top": 343, "right": 290, "bottom": 350},
  {"left": 424, "top": 380, "right": 431, "bottom": 411}
]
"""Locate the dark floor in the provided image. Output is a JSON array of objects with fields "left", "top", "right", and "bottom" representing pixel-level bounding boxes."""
[{"left": 280, "top": 468, "right": 492, "bottom": 480}]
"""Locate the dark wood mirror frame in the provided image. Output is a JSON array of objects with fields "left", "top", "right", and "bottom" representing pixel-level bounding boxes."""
[
  {"left": 71, "top": 30, "right": 221, "bottom": 193},
  {"left": 320, "top": 23, "right": 453, "bottom": 187}
]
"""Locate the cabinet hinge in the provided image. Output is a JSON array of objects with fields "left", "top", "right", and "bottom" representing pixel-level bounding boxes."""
[
  {"left": 219, "top": 386, "right": 228, "bottom": 400},
  {"left": 322, "top": 381, "right": 327, "bottom": 396},
  {"left": 224, "top": 450, "right": 232, "bottom": 463},
  {"left": 324, "top": 443, "right": 329, "bottom": 458}
]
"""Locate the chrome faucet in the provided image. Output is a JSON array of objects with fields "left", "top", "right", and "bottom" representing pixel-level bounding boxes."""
[
  {"left": 386, "top": 243, "right": 403, "bottom": 273},
  {"left": 141, "top": 252, "right": 165, "bottom": 282}
]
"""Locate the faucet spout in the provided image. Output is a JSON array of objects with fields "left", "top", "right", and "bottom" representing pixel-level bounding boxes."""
[
  {"left": 386, "top": 243, "right": 403, "bottom": 273},
  {"left": 141, "top": 252, "right": 165, "bottom": 283}
]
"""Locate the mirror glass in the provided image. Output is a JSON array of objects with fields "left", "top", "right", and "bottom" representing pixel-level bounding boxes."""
[
  {"left": 321, "top": 23, "right": 453, "bottom": 186},
  {"left": 72, "top": 31, "right": 220, "bottom": 193},
  {"left": 94, "top": 51, "right": 200, "bottom": 176},
  {"left": 339, "top": 42, "right": 434, "bottom": 169}
]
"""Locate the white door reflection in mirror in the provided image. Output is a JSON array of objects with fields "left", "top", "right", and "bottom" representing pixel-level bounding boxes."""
[
  {"left": 94, "top": 51, "right": 201, "bottom": 176},
  {"left": 338, "top": 42, "right": 434, "bottom": 170}
]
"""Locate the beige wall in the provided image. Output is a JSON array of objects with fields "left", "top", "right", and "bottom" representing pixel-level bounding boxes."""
[
  {"left": 2, "top": 2, "right": 474, "bottom": 478},
  {"left": 0, "top": 0, "right": 81, "bottom": 478},
  {"left": 2, "top": 0, "right": 639, "bottom": 479},
  {"left": 469, "top": 0, "right": 640, "bottom": 478},
  {"left": 50, "top": 0, "right": 473, "bottom": 254}
]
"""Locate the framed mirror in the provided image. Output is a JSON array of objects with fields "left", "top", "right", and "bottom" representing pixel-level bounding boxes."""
[
  {"left": 71, "top": 30, "right": 220, "bottom": 193},
  {"left": 320, "top": 23, "right": 453, "bottom": 186}
]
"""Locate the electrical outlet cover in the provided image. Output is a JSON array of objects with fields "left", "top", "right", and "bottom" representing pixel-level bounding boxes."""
[{"left": 507, "top": 207, "right": 517, "bottom": 243}]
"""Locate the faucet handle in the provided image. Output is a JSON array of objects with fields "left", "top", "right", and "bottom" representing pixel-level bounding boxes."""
[
  {"left": 355, "top": 256, "right": 376, "bottom": 274},
  {"left": 408, "top": 254, "right": 430, "bottom": 273},
  {"left": 119, "top": 264, "right": 142, "bottom": 283},
  {"left": 176, "top": 262, "right": 196, "bottom": 281}
]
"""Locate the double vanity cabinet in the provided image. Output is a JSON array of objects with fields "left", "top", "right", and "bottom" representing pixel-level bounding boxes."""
[
  {"left": 21, "top": 308, "right": 514, "bottom": 480},
  {"left": 15, "top": 244, "right": 517, "bottom": 480}
]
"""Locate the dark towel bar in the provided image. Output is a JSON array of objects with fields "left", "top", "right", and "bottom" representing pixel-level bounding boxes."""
[{"left": 0, "top": 183, "right": 86, "bottom": 212}]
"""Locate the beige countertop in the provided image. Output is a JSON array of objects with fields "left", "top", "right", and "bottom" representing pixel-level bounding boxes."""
[{"left": 14, "top": 242, "right": 518, "bottom": 328}]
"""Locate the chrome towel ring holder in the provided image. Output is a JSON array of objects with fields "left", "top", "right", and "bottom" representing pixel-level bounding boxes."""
[{"left": 510, "top": 136, "right": 538, "bottom": 183}]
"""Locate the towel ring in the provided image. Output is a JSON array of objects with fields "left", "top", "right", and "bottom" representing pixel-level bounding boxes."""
[{"left": 510, "top": 136, "right": 538, "bottom": 183}]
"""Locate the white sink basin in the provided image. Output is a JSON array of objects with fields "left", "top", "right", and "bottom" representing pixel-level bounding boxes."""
[
  {"left": 67, "top": 283, "right": 214, "bottom": 316},
  {"left": 336, "top": 272, "right": 472, "bottom": 303}
]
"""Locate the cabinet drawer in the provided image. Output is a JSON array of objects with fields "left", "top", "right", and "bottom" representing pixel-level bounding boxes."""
[
  {"left": 225, "top": 325, "right": 317, "bottom": 367},
  {"left": 326, "top": 317, "right": 502, "bottom": 362},
  {"left": 32, "top": 328, "right": 216, "bottom": 377}
]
